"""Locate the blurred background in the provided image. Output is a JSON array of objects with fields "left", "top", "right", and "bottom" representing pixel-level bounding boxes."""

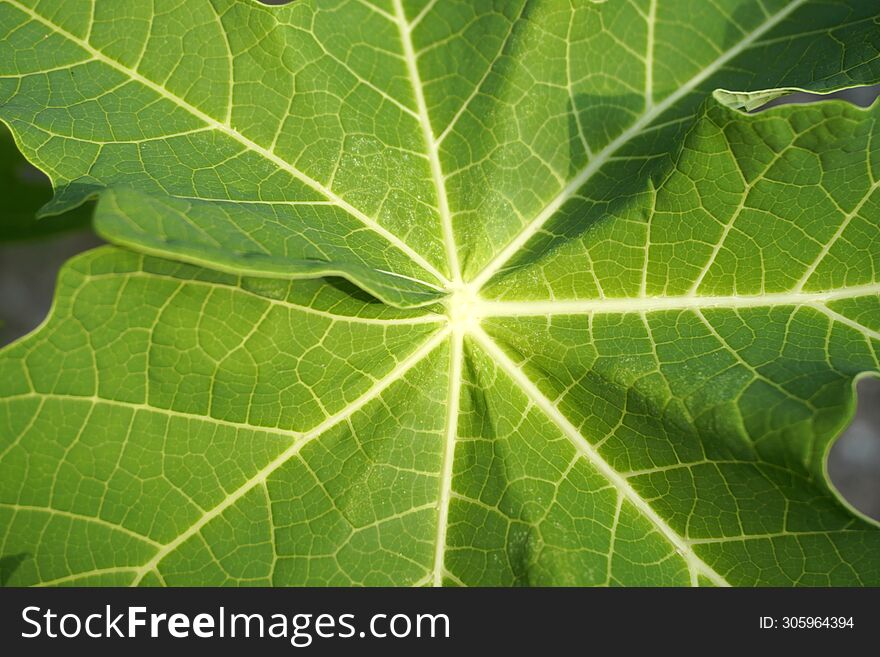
[{"left": 1, "top": 84, "right": 878, "bottom": 521}]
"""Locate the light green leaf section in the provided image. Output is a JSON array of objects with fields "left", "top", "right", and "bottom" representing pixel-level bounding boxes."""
[{"left": 1, "top": 0, "right": 880, "bottom": 586}]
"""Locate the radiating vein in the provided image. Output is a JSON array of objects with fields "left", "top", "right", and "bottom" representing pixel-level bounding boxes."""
[
  {"left": 478, "top": 283, "right": 880, "bottom": 316},
  {"left": 392, "top": 0, "right": 460, "bottom": 282},
  {"left": 432, "top": 329, "right": 462, "bottom": 586},
  {"left": 816, "top": 304, "right": 880, "bottom": 343},
  {"left": 645, "top": 0, "right": 657, "bottom": 108},
  {"left": 792, "top": 177, "right": 880, "bottom": 292}
]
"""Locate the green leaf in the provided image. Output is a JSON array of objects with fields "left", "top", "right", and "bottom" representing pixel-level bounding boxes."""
[
  {"left": 1, "top": 0, "right": 879, "bottom": 586},
  {"left": 0, "top": 123, "right": 90, "bottom": 241}
]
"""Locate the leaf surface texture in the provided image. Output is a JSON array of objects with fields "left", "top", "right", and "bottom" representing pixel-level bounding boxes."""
[{"left": 1, "top": 0, "right": 879, "bottom": 586}]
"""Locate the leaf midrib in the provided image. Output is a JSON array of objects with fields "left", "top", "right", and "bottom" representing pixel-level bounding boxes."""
[
  {"left": 391, "top": 0, "right": 460, "bottom": 284},
  {"left": 479, "top": 283, "right": 880, "bottom": 319}
]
